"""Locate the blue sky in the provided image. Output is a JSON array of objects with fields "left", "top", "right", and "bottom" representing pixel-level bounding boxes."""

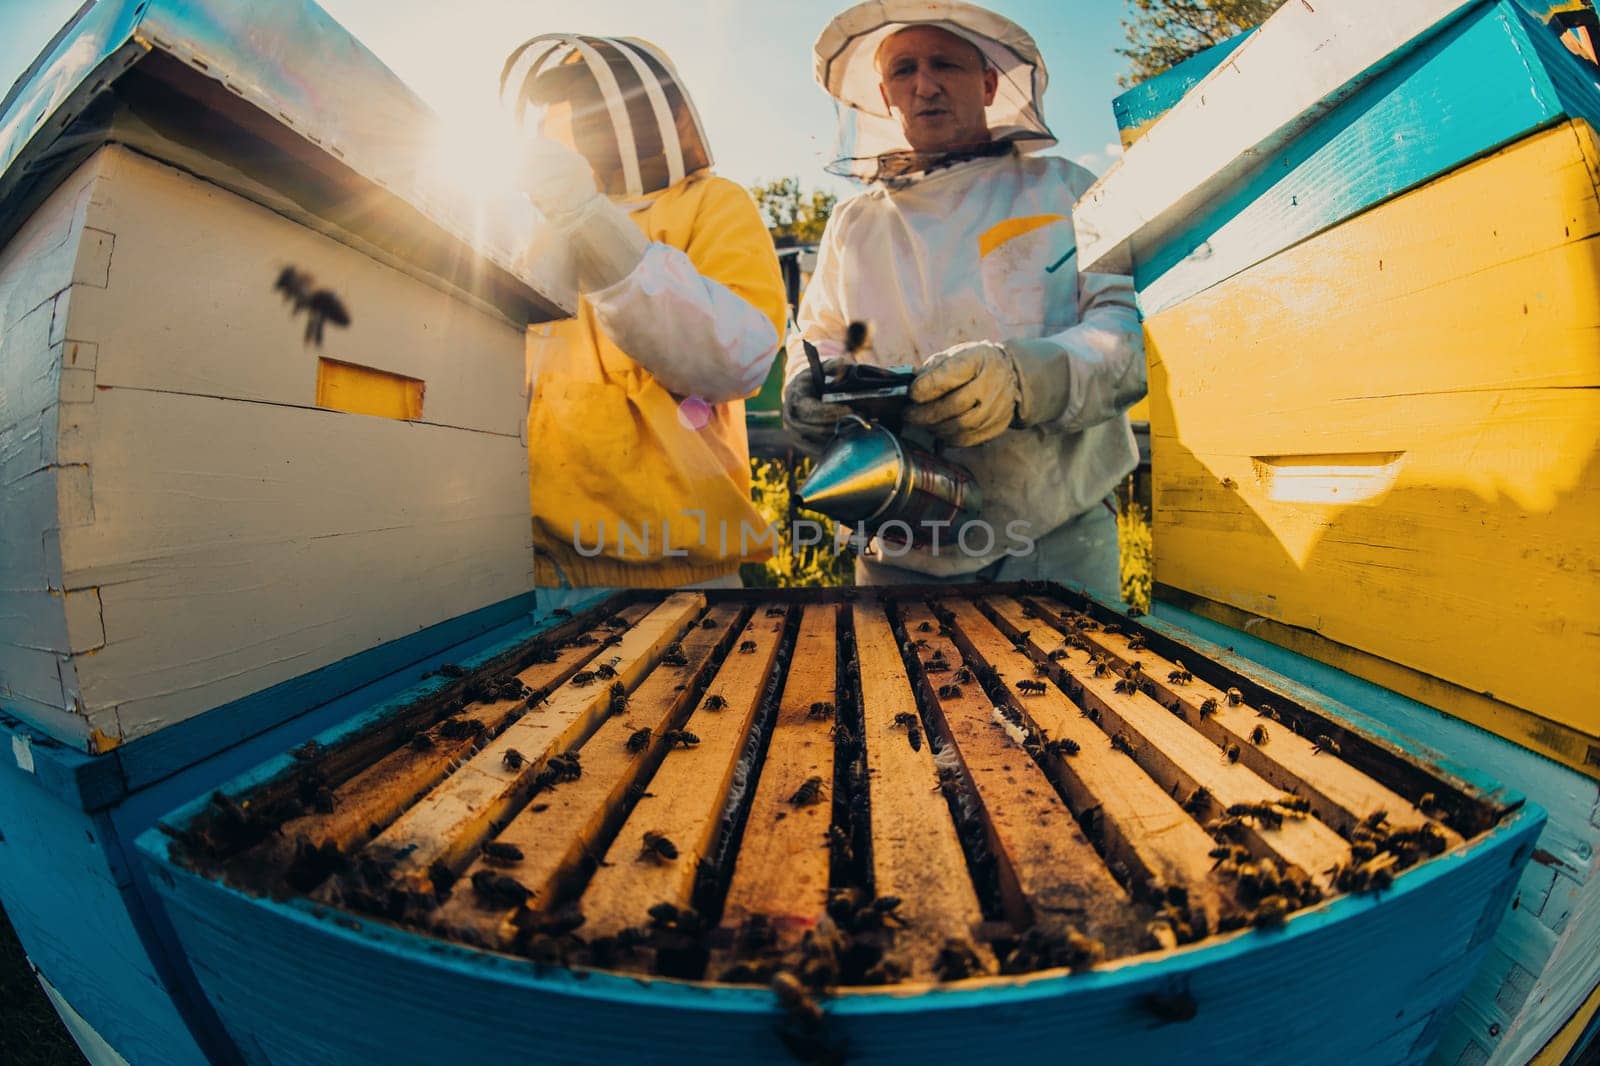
[{"left": 1, "top": 0, "right": 1133, "bottom": 196}]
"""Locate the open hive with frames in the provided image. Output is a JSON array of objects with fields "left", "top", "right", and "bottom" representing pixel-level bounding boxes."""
[{"left": 161, "top": 583, "right": 1522, "bottom": 1059}]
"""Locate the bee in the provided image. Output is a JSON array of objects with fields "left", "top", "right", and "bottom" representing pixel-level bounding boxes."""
[
  {"left": 1182, "top": 786, "right": 1212, "bottom": 816},
  {"left": 766, "top": 605, "right": 786, "bottom": 617},
  {"left": 1223, "top": 743, "right": 1241, "bottom": 764},
  {"left": 1252, "top": 894, "right": 1292, "bottom": 928},
  {"left": 626, "top": 728, "right": 652, "bottom": 753},
  {"left": 482, "top": 841, "right": 524, "bottom": 867},
  {"left": 409, "top": 731, "right": 435, "bottom": 751},
  {"left": 1416, "top": 792, "right": 1440, "bottom": 816},
  {"left": 1127, "top": 632, "right": 1147, "bottom": 650},
  {"left": 1225, "top": 687, "right": 1244, "bottom": 706},
  {"left": 1113, "top": 675, "right": 1138, "bottom": 695},
  {"left": 1249, "top": 724, "right": 1269, "bottom": 745},
  {"left": 274, "top": 266, "right": 351, "bottom": 346},
  {"left": 924, "top": 658, "right": 951, "bottom": 674},
  {"left": 550, "top": 608, "right": 574, "bottom": 619},
  {"left": 571, "top": 671, "right": 598, "bottom": 687},
  {"left": 827, "top": 825, "right": 853, "bottom": 863},
  {"left": 789, "top": 776, "right": 825, "bottom": 806},
  {"left": 1110, "top": 731, "right": 1137, "bottom": 756},
  {"left": 806, "top": 700, "right": 835, "bottom": 721},
  {"left": 935, "top": 938, "right": 983, "bottom": 982},
  {"left": 1167, "top": 701, "right": 1188, "bottom": 721},
  {"left": 893, "top": 711, "right": 922, "bottom": 752},
  {"left": 738, "top": 639, "right": 758, "bottom": 654},
  {"left": 701, "top": 617, "right": 719, "bottom": 629},
  {"left": 1198, "top": 697, "right": 1219, "bottom": 718},
  {"left": 1081, "top": 706, "right": 1101, "bottom": 725},
  {"left": 660, "top": 648, "right": 689, "bottom": 667},
  {"left": 470, "top": 870, "right": 530, "bottom": 909},
  {"left": 771, "top": 970, "right": 824, "bottom": 1028},
  {"left": 916, "top": 621, "right": 933, "bottom": 633},
  {"left": 594, "top": 663, "right": 618, "bottom": 681},
  {"left": 549, "top": 752, "right": 582, "bottom": 781},
  {"left": 1207, "top": 815, "right": 1249, "bottom": 841},
  {"left": 502, "top": 748, "right": 525, "bottom": 771},
  {"left": 1091, "top": 657, "right": 1111, "bottom": 678},
  {"left": 1209, "top": 843, "right": 1250, "bottom": 867},
  {"left": 567, "top": 633, "right": 598, "bottom": 647},
  {"left": 1362, "top": 810, "right": 1389, "bottom": 831},
  {"left": 953, "top": 666, "right": 974, "bottom": 683},
  {"left": 428, "top": 663, "right": 467, "bottom": 679},
  {"left": 1226, "top": 802, "right": 1284, "bottom": 829},
  {"left": 1015, "top": 679, "right": 1048, "bottom": 695},
  {"left": 662, "top": 729, "right": 699, "bottom": 748},
  {"left": 703, "top": 693, "right": 728, "bottom": 711},
  {"left": 1312, "top": 734, "right": 1341, "bottom": 757},
  {"left": 1167, "top": 661, "right": 1193, "bottom": 684},
  {"left": 639, "top": 830, "right": 678, "bottom": 863},
  {"left": 1047, "top": 647, "right": 1069, "bottom": 661},
  {"left": 936, "top": 683, "right": 963, "bottom": 699},
  {"left": 1044, "top": 737, "right": 1081, "bottom": 757},
  {"left": 438, "top": 717, "right": 487, "bottom": 740}
]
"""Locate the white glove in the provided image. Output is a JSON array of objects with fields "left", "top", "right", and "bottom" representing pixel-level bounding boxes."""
[
  {"left": 782, "top": 360, "right": 853, "bottom": 453},
  {"left": 516, "top": 137, "right": 647, "bottom": 292},
  {"left": 905, "top": 341, "right": 1019, "bottom": 447},
  {"left": 905, "top": 339, "right": 1073, "bottom": 446}
]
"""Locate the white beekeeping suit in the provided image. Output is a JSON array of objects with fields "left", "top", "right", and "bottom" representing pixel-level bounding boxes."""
[{"left": 785, "top": 0, "right": 1146, "bottom": 589}]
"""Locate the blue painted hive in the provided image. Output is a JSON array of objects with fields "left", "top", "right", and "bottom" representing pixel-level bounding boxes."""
[{"left": 138, "top": 586, "right": 1541, "bottom": 1065}]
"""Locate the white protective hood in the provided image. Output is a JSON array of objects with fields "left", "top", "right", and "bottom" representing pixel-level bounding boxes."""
[{"left": 814, "top": 0, "right": 1055, "bottom": 181}]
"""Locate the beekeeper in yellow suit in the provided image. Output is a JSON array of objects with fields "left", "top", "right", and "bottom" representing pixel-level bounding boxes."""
[
  {"left": 503, "top": 34, "right": 786, "bottom": 601},
  {"left": 783, "top": 2, "right": 1145, "bottom": 593}
]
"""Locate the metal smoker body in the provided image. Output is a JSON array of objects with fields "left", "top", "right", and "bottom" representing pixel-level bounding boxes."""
[{"left": 795, "top": 340, "right": 983, "bottom": 547}]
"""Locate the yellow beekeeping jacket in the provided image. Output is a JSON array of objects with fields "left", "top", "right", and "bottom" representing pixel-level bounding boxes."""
[{"left": 527, "top": 172, "right": 787, "bottom": 588}]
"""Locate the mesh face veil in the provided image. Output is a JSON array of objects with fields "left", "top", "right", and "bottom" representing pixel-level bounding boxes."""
[
  {"left": 500, "top": 34, "right": 713, "bottom": 199},
  {"left": 812, "top": 1, "right": 1055, "bottom": 182}
]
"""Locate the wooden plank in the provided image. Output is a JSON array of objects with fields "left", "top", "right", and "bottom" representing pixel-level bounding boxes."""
[
  {"left": 579, "top": 608, "right": 789, "bottom": 940},
  {"left": 949, "top": 598, "right": 1233, "bottom": 939},
  {"left": 249, "top": 607, "right": 653, "bottom": 888},
  {"left": 897, "top": 601, "right": 1143, "bottom": 959},
  {"left": 851, "top": 602, "right": 993, "bottom": 981},
  {"left": 55, "top": 386, "right": 533, "bottom": 745},
  {"left": 1149, "top": 389, "right": 1600, "bottom": 743},
  {"left": 1075, "top": 0, "right": 1476, "bottom": 275},
  {"left": 984, "top": 602, "right": 1352, "bottom": 889},
  {"left": 362, "top": 594, "right": 706, "bottom": 888},
  {"left": 429, "top": 603, "right": 745, "bottom": 945},
  {"left": 713, "top": 604, "right": 837, "bottom": 955},
  {"left": 69, "top": 147, "right": 527, "bottom": 436},
  {"left": 1112, "top": 32, "right": 1253, "bottom": 149},
  {"left": 1021, "top": 597, "right": 1462, "bottom": 846},
  {"left": 1127, "top": 7, "right": 1588, "bottom": 315}
]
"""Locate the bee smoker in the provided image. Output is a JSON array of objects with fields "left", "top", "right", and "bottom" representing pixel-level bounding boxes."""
[{"left": 795, "top": 340, "right": 983, "bottom": 548}]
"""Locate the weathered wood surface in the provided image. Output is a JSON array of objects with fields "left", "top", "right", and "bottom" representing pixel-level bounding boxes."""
[
  {"left": 956, "top": 599, "right": 1231, "bottom": 936},
  {"left": 579, "top": 609, "right": 788, "bottom": 939},
  {"left": 363, "top": 594, "right": 705, "bottom": 887},
  {"left": 852, "top": 602, "right": 993, "bottom": 981},
  {"left": 431, "top": 604, "right": 744, "bottom": 943},
  {"left": 715, "top": 605, "right": 838, "bottom": 954},
  {"left": 1020, "top": 597, "right": 1462, "bottom": 846},
  {"left": 899, "top": 602, "right": 1143, "bottom": 956},
  {"left": 993, "top": 604, "right": 1350, "bottom": 888},
  {"left": 256, "top": 606, "right": 653, "bottom": 880}
]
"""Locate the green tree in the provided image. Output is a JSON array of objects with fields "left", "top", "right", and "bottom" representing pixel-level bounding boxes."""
[
  {"left": 749, "top": 176, "right": 836, "bottom": 243},
  {"left": 1117, "top": 0, "right": 1281, "bottom": 87}
]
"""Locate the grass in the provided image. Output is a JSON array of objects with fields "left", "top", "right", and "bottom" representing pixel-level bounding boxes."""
[{"left": 0, "top": 904, "right": 86, "bottom": 1066}]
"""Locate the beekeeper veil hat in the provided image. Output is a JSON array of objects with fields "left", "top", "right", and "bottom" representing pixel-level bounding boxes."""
[
  {"left": 814, "top": 0, "right": 1054, "bottom": 182},
  {"left": 500, "top": 33, "right": 713, "bottom": 199}
]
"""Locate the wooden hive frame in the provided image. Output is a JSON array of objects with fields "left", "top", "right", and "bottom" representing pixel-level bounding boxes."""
[{"left": 161, "top": 584, "right": 1515, "bottom": 1003}]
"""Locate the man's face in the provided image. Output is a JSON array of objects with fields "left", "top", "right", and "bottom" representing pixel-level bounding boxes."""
[{"left": 876, "top": 26, "right": 998, "bottom": 153}]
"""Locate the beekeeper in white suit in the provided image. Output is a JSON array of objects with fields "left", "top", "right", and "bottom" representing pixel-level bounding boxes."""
[{"left": 783, "top": 1, "right": 1145, "bottom": 592}]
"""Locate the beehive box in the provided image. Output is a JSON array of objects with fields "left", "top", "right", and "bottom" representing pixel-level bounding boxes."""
[
  {"left": 1075, "top": 1, "right": 1600, "bottom": 1061},
  {"left": 0, "top": 1, "right": 571, "bottom": 1060},
  {"left": 0, "top": 0, "right": 572, "bottom": 757},
  {"left": 140, "top": 585, "right": 1541, "bottom": 1065}
]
